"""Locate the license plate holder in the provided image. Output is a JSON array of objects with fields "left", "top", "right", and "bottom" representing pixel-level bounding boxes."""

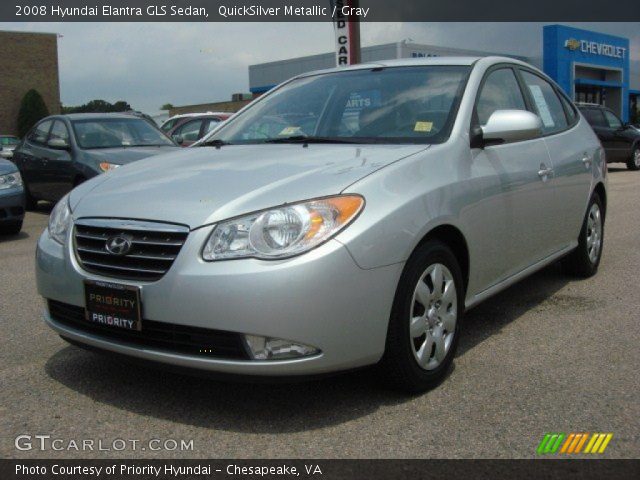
[{"left": 84, "top": 280, "right": 142, "bottom": 331}]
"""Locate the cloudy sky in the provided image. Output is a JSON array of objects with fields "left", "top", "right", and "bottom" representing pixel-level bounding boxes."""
[{"left": 0, "top": 22, "right": 638, "bottom": 114}]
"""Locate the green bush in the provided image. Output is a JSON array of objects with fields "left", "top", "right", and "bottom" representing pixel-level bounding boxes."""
[{"left": 17, "top": 89, "right": 49, "bottom": 138}]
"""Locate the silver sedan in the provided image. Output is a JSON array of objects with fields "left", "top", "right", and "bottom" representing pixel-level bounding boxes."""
[{"left": 36, "top": 57, "right": 606, "bottom": 391}]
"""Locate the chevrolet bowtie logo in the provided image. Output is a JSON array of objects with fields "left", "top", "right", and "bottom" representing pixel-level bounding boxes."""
[{"left": 565, "top": 38, "right": 581, "bottom": 51}]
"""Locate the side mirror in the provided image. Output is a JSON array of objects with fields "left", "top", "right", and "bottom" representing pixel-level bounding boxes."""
[
  {"left": 48, "top": 138, "right": 70, "bottom": 150},
  {"left": 172, "top": 135, "right": 184, "bottom": 145},
  {"left": 477, "top": 110, "right": 543, "bottom": 147}
]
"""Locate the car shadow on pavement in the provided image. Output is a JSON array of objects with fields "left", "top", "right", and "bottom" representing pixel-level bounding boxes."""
[
  {"left": 45, "top": 262, "right": 572, "bottom": 433},
  {"left": 0, "top": 231, "right": 29, "bottom": 242},
  {"left": 607, "top": 166, "right": 630, "bottom": 173},
  {"left": 457, "top": 262, "right": 570, "bottom": 358},
  {"left": 32, "top": 202, "right": 53, "bottom": 214},
  {"left": 45, "top": 345, "right": 410, "bottom": 432}
]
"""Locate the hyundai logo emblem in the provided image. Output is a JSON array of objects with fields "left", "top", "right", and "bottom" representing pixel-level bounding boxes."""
[{"left": 105, "top": 235, "right": 133, "bottom": 256}]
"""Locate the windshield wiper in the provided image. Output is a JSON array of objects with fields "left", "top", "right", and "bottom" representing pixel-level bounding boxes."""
[
  {"left": 264, "top": 135, "right": 361, "bottom": 144},
  {"left": 127, "top": 143, "right": 172, "bottom": 147},
  {"left": 203, "top": 139, "right": 233, "bottom": 147}
]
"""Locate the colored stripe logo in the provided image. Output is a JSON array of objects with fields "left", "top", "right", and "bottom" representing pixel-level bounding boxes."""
[{"left": 537, "top": 433, "right": 613, "bottom": 454}]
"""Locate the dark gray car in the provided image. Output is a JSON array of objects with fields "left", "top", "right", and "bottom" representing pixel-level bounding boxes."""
[
  {"left": 13, "top": 113, "right": 179, "bottom": 208},
  {"left": 0, "top": 158, "right": 25, "bottom": 234}
]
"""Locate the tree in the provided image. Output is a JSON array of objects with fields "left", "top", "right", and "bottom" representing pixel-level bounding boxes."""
[
  {"left": 17, "top": 89, "right": 50, "bottom": 138},
  {"left": 62, "top": 99, "right": 132, "bottom": 114},
  {"left": 160, "top": 103, "right": 174, "bottom": 111}
]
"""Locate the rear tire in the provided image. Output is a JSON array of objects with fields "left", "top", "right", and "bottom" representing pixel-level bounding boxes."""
[
  {"left": 0, "top": 220, "right": 23, "bottom": 235},
  {"left": 562, "top": 193, "right": 605, "bottom": 278},
  {"left": 379, "top": 240, "right": 464, "bottom": 393},
  {"left": 627, "top": 146, "right": 640, "bottom": 171}
]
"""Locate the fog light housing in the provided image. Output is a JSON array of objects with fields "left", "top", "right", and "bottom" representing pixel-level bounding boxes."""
[{"left": 244, "top": 335, "right": 319, "bottom": 360}]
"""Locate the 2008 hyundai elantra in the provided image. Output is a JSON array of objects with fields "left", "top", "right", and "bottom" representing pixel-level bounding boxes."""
[{"left": 36, "top": 57, "right": 606, "bottom": 391}]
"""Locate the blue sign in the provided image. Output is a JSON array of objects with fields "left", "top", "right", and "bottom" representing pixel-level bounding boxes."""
[{"left": 543, "top": 24, "right": 630, "bottom": 121}]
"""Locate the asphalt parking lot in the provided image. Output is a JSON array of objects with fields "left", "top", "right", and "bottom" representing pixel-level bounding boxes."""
[{"left": 1, "top": 168, "right": 639, "bottom": 459}]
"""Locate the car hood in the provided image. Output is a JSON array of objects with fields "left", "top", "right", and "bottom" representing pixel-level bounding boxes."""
[
  {"left": 85, "top": 145, "right": 180, "bottom": 165},
  {"left": 0, "top": 158, "right": 18, "bottom": 174},
  {"left": 71, "top": 144, "right": 427, "bottom": 228}
]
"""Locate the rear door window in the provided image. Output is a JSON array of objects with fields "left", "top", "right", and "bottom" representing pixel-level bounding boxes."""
[
  {"left": 558, "top": 93, "right": 578, "bottom": 124},
  {"left": 520, "top": 71, "right": 568, "bottom": 134}
]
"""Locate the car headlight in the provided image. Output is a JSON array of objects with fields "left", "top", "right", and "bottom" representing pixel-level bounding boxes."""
[
  {"left": 48, "top": 194, "right": 72, "bottom": 245},
  {"left": 202, "top": 195, "right": 364, "bottom": 261},
  {"left": 99, "top": 162, "right": 120, "bottom": 172},
  {"left": 0, "top": 171, "right": 23, "bottom": 190}
]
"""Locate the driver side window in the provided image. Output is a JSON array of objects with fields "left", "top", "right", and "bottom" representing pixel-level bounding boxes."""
[
  {"left": 476, "top": 68, "right": 527, "bottom": 125},
  {"left": 28, "top": 120, "right": 53, "bottom": 145},
  {"left": 50, "top": 120, "right": 70, "bottom": 143}
]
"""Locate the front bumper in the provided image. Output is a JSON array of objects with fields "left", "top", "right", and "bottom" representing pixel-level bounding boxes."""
[
  {"left": 0, "top": 188, "right": 25, "bottom": 223},
  {"left": 37, "top": 225, "right": 403, "bottom": 376}
]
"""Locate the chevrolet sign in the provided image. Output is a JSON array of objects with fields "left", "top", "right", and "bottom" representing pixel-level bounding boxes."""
[{"left": 564, "top": 38, "right": 626, "bottom": 59}]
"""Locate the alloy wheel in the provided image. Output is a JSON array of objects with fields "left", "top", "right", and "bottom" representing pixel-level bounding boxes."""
[
  {"left": 634, "top": 148, "right": 640, "bottom": 168},
  {"left": 409, "top": 263, "right": 457, "bottom": 370},
  {"left": 586, "top": 203, "right": 603, "bottom": 264}
]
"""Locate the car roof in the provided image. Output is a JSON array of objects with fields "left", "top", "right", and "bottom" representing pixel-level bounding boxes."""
[
  {"left": 576, "top": 103, "right": 606, "bottom": 109},
  {"left": 168, "top": 112, "right": 231, "bottom": 120},
  {"left": 59, "top": 113, "right": 146, "bottom": 121},
  {"left": 296, "top": 56, "right": 534, "bottom": 80}
]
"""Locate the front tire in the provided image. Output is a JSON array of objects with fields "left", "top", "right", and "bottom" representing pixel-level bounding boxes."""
[
  {"left": 562, "top": 193, "right": 605, "bottom": 277},
  {"left": 379, "top": 240, "right": 464, "bottom": 393},
  {"left": 627, "top": 146, "right": 640, "bottom": 171}
]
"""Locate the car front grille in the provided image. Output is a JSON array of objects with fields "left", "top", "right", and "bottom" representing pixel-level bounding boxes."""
[
  {"left": 73, "top": 219, "right": 189, "bottom": 281},
  {"left": 48, "top": 300, "right": 250, "bottom": 360}
]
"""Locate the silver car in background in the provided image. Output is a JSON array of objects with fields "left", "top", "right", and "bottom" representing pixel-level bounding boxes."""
[{"left": 36, "top": 57, "right": 606, "bottom": 392}]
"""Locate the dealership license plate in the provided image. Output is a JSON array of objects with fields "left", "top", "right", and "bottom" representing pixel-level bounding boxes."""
[{"left": 84, "top": 280, "right": 142, "bottom": 331}]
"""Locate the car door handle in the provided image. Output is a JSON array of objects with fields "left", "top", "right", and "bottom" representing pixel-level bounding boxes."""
[{"left": 538, "top": 168, "right": 554, "bottom": 178}]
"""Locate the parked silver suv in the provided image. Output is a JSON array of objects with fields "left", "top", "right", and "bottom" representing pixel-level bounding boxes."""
[{"left": 36, "top": 57, "right": 606, "bottom": 392}]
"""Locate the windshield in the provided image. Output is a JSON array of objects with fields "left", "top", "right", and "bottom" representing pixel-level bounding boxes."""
[
  {"left": 206, "top": 66, "right": 470, "bottom": 145},
  {"left": 72, "top": 118, "right": 175, "bottom": 149}
]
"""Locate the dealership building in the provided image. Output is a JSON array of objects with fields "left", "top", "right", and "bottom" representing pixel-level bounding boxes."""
[
  {"left": 0, "top": 31, "right": 61, "bottom": 136},
  {"left": 249, "top": 24, "right": 639, "bottom": 122}
]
